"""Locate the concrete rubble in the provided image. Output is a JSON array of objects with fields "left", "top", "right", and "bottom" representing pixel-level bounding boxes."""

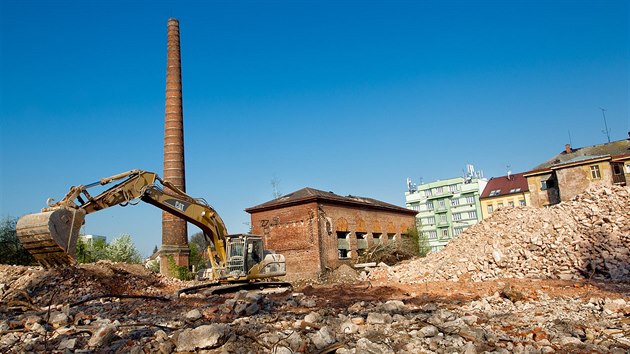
[
  {"left": 370, "top": 186, "right": 630, "bottom": 284},
  {"left": 0, "top": 186, "right": 628, "bottom": 353}
]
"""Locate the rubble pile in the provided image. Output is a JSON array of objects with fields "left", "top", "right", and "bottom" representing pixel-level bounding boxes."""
[
  {"left": 372, "top": 186, "right": 630, "bottom": 284},
  {"left": 1, "top": 186, "right": 629, "bottom": 352},
  {"left": 2, "top": 268, "right": 630, "bottom": 353}
]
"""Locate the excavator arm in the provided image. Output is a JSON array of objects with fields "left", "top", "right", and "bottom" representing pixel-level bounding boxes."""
[{"left": 16, "top": 170, "right": 228, "bottom": 270}]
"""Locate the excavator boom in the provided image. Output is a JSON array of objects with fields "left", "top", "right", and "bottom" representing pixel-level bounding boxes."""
[{"left": 16, "top": 170, "right": 228, "bottom": 270}]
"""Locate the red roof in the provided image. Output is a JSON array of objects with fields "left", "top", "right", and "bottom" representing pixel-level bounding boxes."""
[{"left": 480, "top": 172, "right": 529, "bottom": 199}]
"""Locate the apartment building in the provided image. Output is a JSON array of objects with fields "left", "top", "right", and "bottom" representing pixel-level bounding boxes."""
[{"left": 405, "top": 166, "right": 487, "bottom": 252}]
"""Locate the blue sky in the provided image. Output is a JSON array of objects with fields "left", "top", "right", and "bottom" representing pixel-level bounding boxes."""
[{"left": 1, "top": 0, "right": 628, "bottom": 257}]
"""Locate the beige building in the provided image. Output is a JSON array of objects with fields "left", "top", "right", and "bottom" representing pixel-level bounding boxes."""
[
  {"left": 479, "top": 172, "right": 530, "bottom": 219},
  {"left": 524, "top": 138, "right": 630, "bottom": 207}
]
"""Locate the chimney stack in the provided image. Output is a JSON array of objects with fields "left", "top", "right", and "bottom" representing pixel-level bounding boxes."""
[
  {"left": 565, "top": 144, "right": 572, "bottom": 154},
  {"left": 160, "top": 18, "right": 189, "bottom": 275}
]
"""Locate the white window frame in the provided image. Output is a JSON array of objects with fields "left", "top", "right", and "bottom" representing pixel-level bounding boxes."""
[{"left": 590, "top": 165, "right": 601, "bottom": 179}]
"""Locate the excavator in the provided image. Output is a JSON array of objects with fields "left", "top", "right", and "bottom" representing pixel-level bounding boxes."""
[{"left": 15, "top": 170, "right": 286, "bottom": 287}]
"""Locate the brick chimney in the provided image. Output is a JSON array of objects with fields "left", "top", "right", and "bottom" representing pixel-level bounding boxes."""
[
  {"left": 160, "top": 18, "right": 189, "bottom": 275},
  {"left": 565, "top": 144, "right": 572, "bottom": 153}
]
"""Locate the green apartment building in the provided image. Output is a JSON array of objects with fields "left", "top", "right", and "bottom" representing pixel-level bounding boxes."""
[{"left": 405, "top": 166, "right": 487, "bottom": 252}]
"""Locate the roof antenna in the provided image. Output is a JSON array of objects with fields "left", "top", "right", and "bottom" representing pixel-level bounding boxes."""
[
  {"left": 599, "top": 107, "right": 611, "bottom": 143},
  {"left": 567, "top": 130, "right": 572, "bottom": 146}
]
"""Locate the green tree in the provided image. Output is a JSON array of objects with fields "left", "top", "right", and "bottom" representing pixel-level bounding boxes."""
[
  {"left": 0, "top": 216, "right": 34, "bottom": 265},
  {"left": 189, "top": 232, "right": 209, "bottom": 270},
  {"left": 415, "top": 228, "right": 431, "bottom": 258},
  {"left": 75, "top": 237, "right": 91, "bottom": 263},
  {"left": 90, "top": 237, "right": 109, "bottom": 262},
  {"left": 106, "top": 234, "right": 142, "bottom": 263},
  {"left": 402, "top": 226, "right": 420, "bottom": 256}
]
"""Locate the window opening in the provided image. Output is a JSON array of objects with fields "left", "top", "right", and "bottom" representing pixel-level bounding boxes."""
[{"left": 337, "top": 231, "right": 349, "bottom": 259}]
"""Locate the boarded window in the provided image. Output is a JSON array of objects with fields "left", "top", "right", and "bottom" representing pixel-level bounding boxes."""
[
  {"left": 337, "top": 232, "right": 349, "bottom": 259},
  {"left": 356, "top": 232, "right": 367, "bottom": 255},
  {"left": 372, "top": 233, "right": 382, "bottom": 245}
]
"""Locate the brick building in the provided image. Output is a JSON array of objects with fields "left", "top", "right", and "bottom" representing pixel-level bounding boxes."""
[{"left": 245, "top": 188, "right": 417, "bottom": 279}]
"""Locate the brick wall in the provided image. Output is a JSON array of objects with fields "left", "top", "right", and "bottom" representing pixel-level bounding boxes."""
[
  {"left": 250, "top": 202, "right": 321, "bottom": 279},
  {"left": 319, "top": 203, "right": 416, "bottom": 269},
  {"left": 249, "top": 201, "right": 416, "bottom": 280}
]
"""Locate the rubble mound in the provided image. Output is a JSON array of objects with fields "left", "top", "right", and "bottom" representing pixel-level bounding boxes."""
[
  {"left": 371, "top": 186, "right": 630, "bottom": 283},
  {"left": 0, "top": 260, "right": 182, "bottom": 308},
  {"left": 322, "top": 264, "right": 360, "bottom": 283}
]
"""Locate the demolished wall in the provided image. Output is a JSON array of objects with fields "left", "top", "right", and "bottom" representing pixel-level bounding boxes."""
[{"left": 372, "top": 186, "right": 630, "bottom": 283}]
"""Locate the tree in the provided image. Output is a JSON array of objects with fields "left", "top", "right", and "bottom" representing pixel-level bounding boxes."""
[
  {"left": 107, "top": 234, "right": 142, "bottom": 263},
  {"left": 408, "top": 224, "right": 431, "bottom": 257},
  {"left": 90, "top": 237, "right": 109, "bottom": 262},
  {"left": 0, "top": 216, "right": 34, "bottom": 265},
  {"left": 189, "top": 232, "right": 209, "bottom": 253},
  {"left": 152, "top": 245, "right": 159, "bottom": 255},
  {"left": 189, "top": 232, "right": 209, "bottom": 270},
  {"left": 75, "top": 237, "right": 91, "bottom": 263}
]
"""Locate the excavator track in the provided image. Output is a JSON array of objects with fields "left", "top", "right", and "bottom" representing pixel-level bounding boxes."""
[{"left": 16, "top": 208, "right": 85, "bottom": 268}]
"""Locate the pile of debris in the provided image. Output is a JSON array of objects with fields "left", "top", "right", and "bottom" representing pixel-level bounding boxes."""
[
  {"left": 1, "top": 262, "right": 629, "bottom": 353},
  {"left": 371, "top": 186, "right": 630, "bottom": 284}
]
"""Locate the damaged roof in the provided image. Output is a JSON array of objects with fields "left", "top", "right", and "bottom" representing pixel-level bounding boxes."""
[
  {"left": 530, "top": 138, "right": 630, "bottom": 172},
  {"left": 245, "top": 187, "right": 417, "bottom": 215}
]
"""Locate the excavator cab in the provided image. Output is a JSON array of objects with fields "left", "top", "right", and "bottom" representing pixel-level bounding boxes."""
[{"left": 219, "top": 234, "right": 285, "bottom": 281}]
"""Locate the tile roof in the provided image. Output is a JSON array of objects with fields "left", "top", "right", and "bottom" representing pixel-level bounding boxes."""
[
  {"left": 531, "top": 139, "right": 630, "bottom": 171},
  {"left": 245, "top": 187, "right": 417, "bottom": 215},
  {"left": 480, "top": 172, "right": 529, "bottom": 199}
]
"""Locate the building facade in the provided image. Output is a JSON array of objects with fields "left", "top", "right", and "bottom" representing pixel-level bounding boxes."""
[
  {"left": 479, "top": 172, "right": 530, "bottom": 219},
  {"left": 525, "top": 139, "right": 630, "bottom": 207},
  {"left": 246, "top": 188, "right": 417, "bottom": 280},
  {"left": 405, "top": 169, "right": 487, "bottom": 252}
]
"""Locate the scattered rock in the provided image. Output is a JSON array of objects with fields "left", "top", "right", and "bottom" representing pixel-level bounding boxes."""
[
  {"left": 88, "top": 323, "right": 117, "bottom": 348},
  {"left": 176, "top": 324, "right": 230, "bottom": 351}
]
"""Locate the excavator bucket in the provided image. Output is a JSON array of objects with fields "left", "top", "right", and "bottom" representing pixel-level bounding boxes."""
[{"left": 16, "top": 208, "right": 86, "bottom": 268}]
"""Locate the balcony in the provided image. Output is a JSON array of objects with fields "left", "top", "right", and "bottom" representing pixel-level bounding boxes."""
[{"left": 426, "top": 191, "right": 453, "bottom": 200}]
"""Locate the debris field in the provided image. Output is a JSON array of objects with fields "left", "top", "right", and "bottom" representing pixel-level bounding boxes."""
[{"left": 1, "top": 186, "right": 629, "bottom": 353}]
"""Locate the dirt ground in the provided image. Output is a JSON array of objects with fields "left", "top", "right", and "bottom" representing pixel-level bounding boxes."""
[
  {"left": 300, "top": 278, "right": 630, "bottom": 310},
  {"left": 2, "top": 262, "right": 629, "bottom": 311}
]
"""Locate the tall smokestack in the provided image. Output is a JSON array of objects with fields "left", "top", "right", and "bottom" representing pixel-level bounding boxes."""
[{"left": 161, "top": 18, "right": 189, "bottom": 274}]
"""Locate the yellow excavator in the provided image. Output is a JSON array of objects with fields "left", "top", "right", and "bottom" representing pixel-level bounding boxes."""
[{"left": 16, "top": 170, "right": 286, "bottom": 285}]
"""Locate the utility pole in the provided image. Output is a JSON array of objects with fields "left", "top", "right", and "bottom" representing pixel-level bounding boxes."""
[{"left": 600, "top": 107, "right": 611, "bottom": 143}]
